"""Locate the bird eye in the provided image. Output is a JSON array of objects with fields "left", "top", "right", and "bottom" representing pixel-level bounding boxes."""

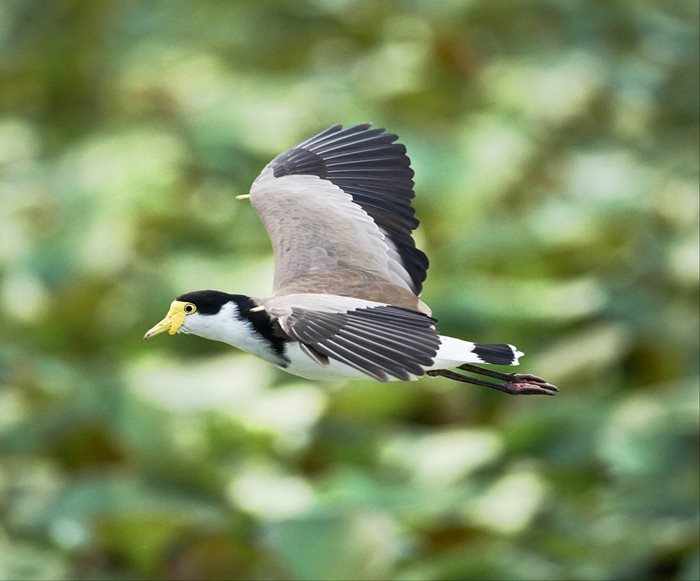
[{"left": 184, "top": 303, "right": 196, "bottom": 314}]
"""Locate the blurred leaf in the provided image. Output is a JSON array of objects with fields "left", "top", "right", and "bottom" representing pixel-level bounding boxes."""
[
  {"left": 266, "top": 510, "right": 400, "bottom": 581},
  {"left": 0, "top": 542, "right": 69, "bottom": 581}
]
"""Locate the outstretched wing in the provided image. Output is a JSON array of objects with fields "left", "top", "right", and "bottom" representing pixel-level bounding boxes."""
[
  {"left": 249, "top": 124, "right": 429, "bottom": 296},
  {"left": 269, "top": 294, "right": 441, "bottom": 382}
]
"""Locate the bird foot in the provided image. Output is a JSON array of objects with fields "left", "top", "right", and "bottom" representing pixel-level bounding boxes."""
[
  {"left": 428, "top": 365, "right": 559, "bottom": 396},
  {"left": 503, "top": 373, "right": 559, "bottom": 396}
]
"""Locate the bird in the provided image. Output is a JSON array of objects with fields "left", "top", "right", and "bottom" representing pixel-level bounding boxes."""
[{"left": 145, "top": 123, "right": 558, "bottom": 396}]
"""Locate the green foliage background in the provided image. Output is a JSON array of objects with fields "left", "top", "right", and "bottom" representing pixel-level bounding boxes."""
[{"left": 1, "top": 1, "right": 698, "bottom": 579}]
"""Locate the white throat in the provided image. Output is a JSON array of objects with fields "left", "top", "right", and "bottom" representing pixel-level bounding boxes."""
[{"left": 181, "top": 302, "right": 283, "bottom": 364}]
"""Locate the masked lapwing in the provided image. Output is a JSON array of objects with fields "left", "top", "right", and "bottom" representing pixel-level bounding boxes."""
[{"left": 145, "top": 124, "right": 558, "bottom": 395}]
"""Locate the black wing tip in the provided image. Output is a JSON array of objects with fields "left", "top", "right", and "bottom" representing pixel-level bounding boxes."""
[{"left": 321, "top": 122, "right": 398, "bottom": 139}]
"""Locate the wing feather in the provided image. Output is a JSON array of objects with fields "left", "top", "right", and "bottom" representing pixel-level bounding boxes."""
[
  {"left": 250, "top": 124, "right": 428, "bottom": 295},
  {"left": 277, "top": 302, "right": 440, "bottom": 382}
]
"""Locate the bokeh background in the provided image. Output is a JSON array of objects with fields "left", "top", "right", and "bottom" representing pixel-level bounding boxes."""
[{"left": 1, "top": 1, "right": 698, "bottom": 579}]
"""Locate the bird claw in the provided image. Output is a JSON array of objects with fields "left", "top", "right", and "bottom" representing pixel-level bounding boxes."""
[{"left": 505, "top": 373, "right": 559, "bottom": 396}]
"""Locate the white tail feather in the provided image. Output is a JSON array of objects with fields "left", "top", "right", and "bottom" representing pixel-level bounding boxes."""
[{"left": 429, "top": 336, "right": 522, "bottom": 371}]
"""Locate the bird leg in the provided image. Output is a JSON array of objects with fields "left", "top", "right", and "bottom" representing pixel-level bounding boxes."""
[{"left": 427, "top": 363, "right": 559, "bottom": 396}]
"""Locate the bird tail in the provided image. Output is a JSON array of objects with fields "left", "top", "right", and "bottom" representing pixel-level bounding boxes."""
[{"left": 430, "top": 336, "right": 523, "bottom": 370}]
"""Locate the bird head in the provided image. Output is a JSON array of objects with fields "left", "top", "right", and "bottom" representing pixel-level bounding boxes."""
[
  {"left": 143, "top": 299, "right": 194, "bottom": 338},
  {"left": 144, "top": 290, "right": 239, "bottom": 340},
  {"left": 143, "top": 290, "right": 287, "bottom": 364}
]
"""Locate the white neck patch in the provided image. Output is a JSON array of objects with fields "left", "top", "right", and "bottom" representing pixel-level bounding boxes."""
[{"left": 181, "top": 301, "right": 284, "bottom": 364}]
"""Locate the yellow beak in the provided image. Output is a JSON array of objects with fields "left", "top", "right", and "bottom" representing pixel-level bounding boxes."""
[{"left": 144, "top": 301, "right": 188, "bottom": 339}]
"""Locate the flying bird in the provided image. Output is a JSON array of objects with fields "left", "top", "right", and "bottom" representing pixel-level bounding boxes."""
[{"left": 145, "top": 124, "right": 558, "bottom": 396}]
